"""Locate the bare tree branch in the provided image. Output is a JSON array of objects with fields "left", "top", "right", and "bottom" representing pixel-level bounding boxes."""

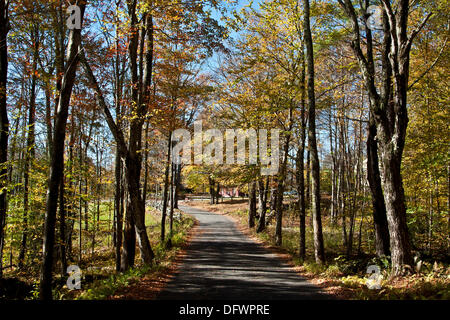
[
  {"left": 79, "top": 50, "right": 128, "bottom": 157},
  {"left": 406, "top": 12, "right": 434, "bottom": 52}
]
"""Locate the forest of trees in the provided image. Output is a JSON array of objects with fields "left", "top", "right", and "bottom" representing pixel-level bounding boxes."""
[{"left": 0, "top": 0, "right": 448, "bottom": 300}]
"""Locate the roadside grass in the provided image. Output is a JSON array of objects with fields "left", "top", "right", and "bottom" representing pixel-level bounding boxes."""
[
  {"left": 54, "top": 207, "right": 195, "bottom": 300},
  {"left": 3, "top": 202, "right": 195, "bottom": 300},
  {"left": 187, "top": 200, "right": 450, "bottom": 300}
]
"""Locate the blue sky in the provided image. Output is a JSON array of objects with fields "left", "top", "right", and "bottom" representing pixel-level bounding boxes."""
[{"left": 205, "top": 0, "right": 260, "bottom": 73}]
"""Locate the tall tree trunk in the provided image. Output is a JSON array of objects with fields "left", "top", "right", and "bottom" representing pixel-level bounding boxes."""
[
  {"left": 209, "top": 176, "right": 215, "bottom": 205},
  {"left": 121, "top": 199, "right": 135, "bottom": 271},
  {"left": 78, "top": 143, "right": 83, "bottom": 263},
  {"left": 329, "top": 111, "right": 337, "bottom": 224},
  {"left": 40, "top": 3, "right": 87, "bottom": 300},
  {"left": 215, "top": 182, "right": 220, "bottom": 204},
  {"left": 303, "top": 0, "right": 325, "bottom": 264},
  {"left": 296, "top": 49, "right": 307, "bottom": 261},
  {"left": 0, "top": 0, "right": 9, "bottom": 279},
  {"left": 174, "top": 163, "right": 181, "bottom": 209},
  {"left": 367, "top": 114, "right": 390, "bottom": 256},
  {"left": 248, "top": 181, "right": 257, "bottom": 228},
  {"left": 296, "top": 136, "right": 306, "bottom": 260},
  {"left": 161, "top": 133, "right": 172, "bottom": 242},
  {"left": 19, "top": 27, "right": 38, "bottom": 268},
  {"left": 379, "top": 137, "right": 413, "bottom": 273},
  {"left": 44, "top": 85, "right": 53, "bottom": 159},
  {"left": 66, "top": 125, "right": 76, "bottom": 261},
  {"left": 80, "top": 9, "right": 156, "bottom": 268},
  {"left": 92, "top": 139, "right": 100, "bottom": 255},
  {"left": 346, "top": 112, "right": 363, "bottom": 257},
  {"left": 339, "top": 0, "right": 417, "bottom": 275},
  {"left": 337, "top": 123, "right": 348, "bottom": 249},
  {"left": 142, "top": 121, "right": 150, "bottom": 203},
  {"left": 274, "top": 178, "right": 284, "bottom": 246},
  {"left": 124, "top": 150, "right": 154, "bottom": 266},
  {"left": 166, "top": 160, "right": 175, "bottom": 248},
  {"left": 84, "top": 168, "right": 89, "bottom": 232},
  {"left": 427, "top": 179, "right": 433, "bottom": 254},
  {"left": 256, "top": 177, "right": 269, "bottom": 233},
  {"left": 58, "top": 176, "right": 67, "bottom": 276},
  {"left": 113, "top": 14, "right": 124, "bottom": 272},
  {"left": 357, "top": 192, "right": 367, "bottom": 256},
  {"left": 114, "top": 147, "right": 123, "bottom": 272},
  {"left": 306, "top": 150, "right": 310, "bottom": 204},
  {"left": 118, "top": 6, "right": 155, "bottom": 268},
  {"left": 269, "top": 186, "right": 277, "bottom": 223},
  {"left": 275, "top": 105, "right": 293, "bottom": 246}
]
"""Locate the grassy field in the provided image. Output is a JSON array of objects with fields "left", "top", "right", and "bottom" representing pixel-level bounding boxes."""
[
  {"left": 1, "top": 204, "right": 195, "bottom": 300},
  {"left": 66, "top": 206, "right": 195, "bottom": 300}
]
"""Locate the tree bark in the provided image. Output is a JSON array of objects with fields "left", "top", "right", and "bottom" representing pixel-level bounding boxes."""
[
  {"left": 40, "top": 3, "right": 86, "bottom": 300},
  {"left": 256, "top": 177, "right": 269, "bottom": 233},
  {"left": 248, "top": 181, "right": 257, "bottom": 228},
  {"left": 296, "top": 132, "right": 307, "bottom": 260},
  {"left": 166, "top": 160, "right": 175, "bottom": 248},
  {"left": 121, "top": 200, "right": 135, "bottom": 271},
  {"left": 58, "top": 176, "right": 67, "bottom": 276},
  {"left": 114, "top": 153, "right": 123, "bottom": 271},
  {"left": 296, "top": 49, "right": 307, "bottom": 261},
  {"left": 161, "top": 133, "right": 172, "bottom": 242},
  {"left": 119, "top": 5, "right": 155, "bottom": 268},
  {"left": 275, "top": 104, "right": 293, "bottom": 246},
  {"left": 209, "top": 176, "right": 215, "bottom": 205},
  {"left": 303, "top": 0, "right": 325, "bottom": 264},
  {"left": 78, "top": 145, "right": 83, "bottom": 263},
  {"left": 306, "top": 150, "right": 310, "bottom": 204},
  {"left": 80, "top": 10, "right": 156, "bottom": 268},
  {"left": 113, "top": 12, "right": 124, "bottom": 271},
  {"left": 339, "top": 0, "right": 418, "bottom": 274},
  {"left": 66, "top": 125, "right": 76, "bottom": 261},
  {"left": 215, "top": 183, "right": 220, "bottom": 204},
  {"left": 174, "top": 163, "right": 181, "bottom": 209},
  {"left": 142, "top": 121, "right": 150, "bottom": 203},
  {"left": 296, "top": 136, "right": 306, "bottom": 260},
  {"left": 124, "top": 150, "right": 154, "bottom": 265},
  {"left": 0, "top": 0, "right": 9, "bottom": 279},
  {"left": 269, "top": 186, "right": 277, "bottom": 223},
  {"left": 274, "top": 177, "right": 284, "bottom": 246},
  {"left": 329, "top": 111, "right": 338, "bottom": 224},
  {"left": 114, "top": 136, "right": 123, "bottom": 272},
  {"left": 367, "top": 114, "right": 390, "bottom": 256},
  {"left": 19, "top": 26, "right": 38, "bottom": 268}
]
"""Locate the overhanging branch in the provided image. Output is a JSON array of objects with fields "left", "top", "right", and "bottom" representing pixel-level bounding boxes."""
[{"left": 79, "top": 50, "right": 129, "bottom": 157}]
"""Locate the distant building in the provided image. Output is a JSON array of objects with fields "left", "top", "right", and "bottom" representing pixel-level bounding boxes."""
[{"left": 219, "top": 187, "right": 243, "bottom": 198}]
